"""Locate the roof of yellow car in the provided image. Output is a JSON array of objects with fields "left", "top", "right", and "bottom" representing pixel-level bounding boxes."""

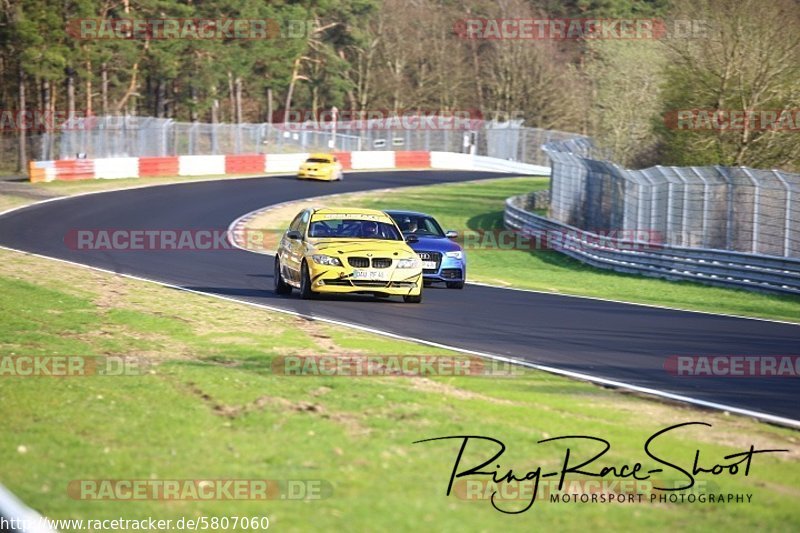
[
  {"left": 312, "top": 207, "right": 389, "bottom": 217},
  {"left": 308, "top": 153, "right": 335, "bottom": 160}
]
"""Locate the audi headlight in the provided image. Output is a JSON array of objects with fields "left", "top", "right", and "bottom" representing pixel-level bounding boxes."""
[
  {"left": 396, "top": 258, "right": 420, "bottom": 269},
  {"left": 312, "top": 254, "right": 342, "bottom": 266},
  {"left": 445, "top": 251, "right": 463, "bottom": 260}
]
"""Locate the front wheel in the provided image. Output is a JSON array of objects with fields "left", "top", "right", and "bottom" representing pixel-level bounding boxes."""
[
  {"left": 403, "top": 293, "right": 422, "bottom": 304},
  {"left": 300, "top": 261, "right": 316, "bottom": 300},
  {"left": 274, "top": 256, "right": 292, "bottom": 295}
]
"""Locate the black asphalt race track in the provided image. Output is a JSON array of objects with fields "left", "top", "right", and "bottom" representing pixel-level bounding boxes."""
[{"left": 1, "top": 170, "right": 798, "bottom": 422}]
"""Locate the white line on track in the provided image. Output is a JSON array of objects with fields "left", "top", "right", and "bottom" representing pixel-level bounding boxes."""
[{"left": 2, "top": 172, "right": 799, "bottom": 429}]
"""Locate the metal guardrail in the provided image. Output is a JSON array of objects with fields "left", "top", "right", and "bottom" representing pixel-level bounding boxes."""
[
  {"left": 504, "top": 195, "right": 800, "bottom": 296},
  {"left": 542, "top": 138, "right": 800, "bottom": 260}
]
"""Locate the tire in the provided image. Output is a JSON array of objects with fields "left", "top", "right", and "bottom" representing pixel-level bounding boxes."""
[
  {"left": 446, "top": 281, "right": 465, "bottom": 289},
  {"left": 274, "top": 256, "right": 292, "bottom": 295},
  {"left": 403, "top": 293, "right": 422, "bottom": 304},
  {"left": 300, "top": 261, "right": 316, "bottom": 300}
]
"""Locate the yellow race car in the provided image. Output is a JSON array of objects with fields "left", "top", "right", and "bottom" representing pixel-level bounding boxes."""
[
  {"left": 297, "top": 153, "right": 344, "bottom": 181},
  {"left": 274, "top": 208, "right": 423, "bottom": 303}
]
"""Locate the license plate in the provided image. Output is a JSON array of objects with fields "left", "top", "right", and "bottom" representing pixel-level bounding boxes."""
[
  {"left": 421, "top": 261, "right": 437, "bottom": 269},
  {"left": 352, "top": 269, "right": 389, "bottom": 280}
]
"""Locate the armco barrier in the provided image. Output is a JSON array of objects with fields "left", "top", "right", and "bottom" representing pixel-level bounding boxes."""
[
  {"left": 27, "top": 151, "right": 552, "bottom": 182},
  {"left": 94, "top": 157, "right": 139, "bottom": 179},
  {"left": 351, "top": 150, "right": 395, "bottom": 169},
  {"left": 504, "top": 195, "right": 800, "bottom": 295},
  {"left": 333, "top": 152, "right": 352, "bottom": 170},
  {"left": 27, "top": 160, "right": 56, "bottom": 183},
  {"left": 178, "top": 155, "right": 226, "bottom": 176},
  {"left": 54, "top": 159, "right": 95, "bottom": 180},
  {"left": 225, "top": 154, "right": 266, "bottom": 175},
  {"left": 395, "top": 151, "right": 431, "bottom": 168},
  {"left": 139, "top": 156, "right": 179, "bottom": 177},
  {"left": 265, "top": 153, "right": 309, "bottom": 173},
  {"left": 430, "top": 151, "right": 475, "bottom": 170}
]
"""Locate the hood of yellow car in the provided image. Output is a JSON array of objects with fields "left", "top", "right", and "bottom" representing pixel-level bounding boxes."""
[
  {"left": 300, "top": 162, "right": 330, "bottom": 170},
  {"left": 309, "top": 239, "right": 416, "bottom": 257}
]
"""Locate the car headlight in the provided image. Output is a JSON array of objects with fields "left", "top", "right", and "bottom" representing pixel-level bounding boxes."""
[
  {"left": 311, "top": 254, "right": 342, "bottom": 266},
  {"left": 396, "top": 258, "right": 420, "bottom": 269},
  {"left": 445, "top": 251, "right": 463, "bottom": 260}
]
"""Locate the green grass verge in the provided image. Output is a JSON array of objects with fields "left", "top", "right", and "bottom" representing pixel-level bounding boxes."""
[
  {"left": 1, "top": 249, "right": 798, "bottom": 532},
  {"left": 247, "top": 176, "right": 800, "bottom": 323}
]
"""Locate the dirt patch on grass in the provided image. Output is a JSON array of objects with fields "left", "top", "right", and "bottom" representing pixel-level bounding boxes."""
[
  {"left": 185, "top": 384, "right": 371, "bottom": 436},
  {"left": 409, "top": 377, "right": 517, "bottom": 405}
]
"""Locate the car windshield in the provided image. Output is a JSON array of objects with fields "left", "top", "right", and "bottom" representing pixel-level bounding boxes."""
[
  {"left": 305, "top": 157, "right": 331, "bottom": 164},
  {"left": 308, "top": 218, "right": 402, "bottom": 240},
  {"left": 390, "top": 214, "right": 445, "bottom": 237}
]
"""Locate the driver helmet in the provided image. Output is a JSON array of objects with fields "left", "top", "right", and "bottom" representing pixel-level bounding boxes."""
[{"left": 363, "top": 220, "right": 379, "bottom": 237}]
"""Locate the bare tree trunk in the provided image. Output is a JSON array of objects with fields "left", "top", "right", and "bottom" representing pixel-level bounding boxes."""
[
  {"left": 284, "top": 57, "right": 302, "bottom": 124},
  {"left": 101, "top": 62, "right": 108, "bottom": 115},
  {"left": 114, "top": 62, "right": 138, "bottom": 114},
  {"left": 41, "top": 79, "right": 50, "bottom": 120},
  {"left": 266, "top": 88, "right": 273, "bottom": 122},
  {"left": 154, "top": 78, "right": 165, "bottom": 118},
  {"left": 85, "top": 60, "right": 92, "bottom": 116},
  {"left": 190, "top": 85, "right": 198, "bottom": 122},
  {"left": 347, "top": 90, "right": 357, "bottom": 120},
  {"left": 35, "top": 76, "right": 43, "bottom": 113},
  {"left": 235, "top": 77, "right": 243, "bottom": 123},
  {"left": 227, "top": 72, "right": 235, "bottom": 123},
  {"left": 66, "top": 66, "right": 76, "bottom": 119},
  {"left": 17, "top": 66, "right": 26, "bottom": 171},
  {"left": 211, "top": 97, "right": 219, "bottom": 124},
  {"left": 42, "top": 79, "right": 52, "bottom": 159},
  {"left": 0, "top": 57, "right": 6, "bottom": 110},
  {"left": 311, "top": 85, "right": 318, "bottom": 121}
]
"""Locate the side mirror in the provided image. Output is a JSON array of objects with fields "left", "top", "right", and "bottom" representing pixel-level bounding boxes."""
[
  {"left": 286, "top": 230, "right": 302, "bottom": 240},
  {"left": 445, "top": 230, "right": 458, "bottom": 239},
  {"left": 405, "top": 234, "right": 419, "bottom": 244}
]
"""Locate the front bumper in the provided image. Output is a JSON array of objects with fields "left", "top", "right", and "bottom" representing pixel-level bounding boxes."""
[
  {"left": 298, "top": 168, "right": 334, "bottom": 180},
  {"left": 421, "top": 254, "right": 466, "bottom": 282},
  {"left": 307, "top": 262, "right": 423, "bottom": 296}
]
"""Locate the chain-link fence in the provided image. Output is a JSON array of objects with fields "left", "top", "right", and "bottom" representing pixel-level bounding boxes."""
[
  {"left": 544, "top": 138, "right": 800, "bottom": 259},
  {"left": 30, "top": 115, "right": 574, "bottom": 167}
]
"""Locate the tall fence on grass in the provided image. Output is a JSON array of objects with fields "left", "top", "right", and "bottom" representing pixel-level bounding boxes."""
[
  {"left": 27, "top": 115, "right": 576, "bottom": 168},
  {"left": 544, "top": 138, "right": 800, "bottom": 259}
]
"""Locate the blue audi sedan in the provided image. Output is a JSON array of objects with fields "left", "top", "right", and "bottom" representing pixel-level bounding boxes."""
[{"left": 385, "top": 210, "right": 466, "bottom": 289}]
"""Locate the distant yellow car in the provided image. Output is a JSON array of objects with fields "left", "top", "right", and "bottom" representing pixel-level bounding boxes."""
[
  {"left": 297, "top": 153, "right": 343, "bottom": 181},
  {"left": 274, "top": 208, "right": 423, "bottom": 303}
]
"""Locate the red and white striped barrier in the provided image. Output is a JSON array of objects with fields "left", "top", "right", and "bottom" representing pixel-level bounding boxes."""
[{"left": 28, "top": 151, "right": 548, "bottom": 182}]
